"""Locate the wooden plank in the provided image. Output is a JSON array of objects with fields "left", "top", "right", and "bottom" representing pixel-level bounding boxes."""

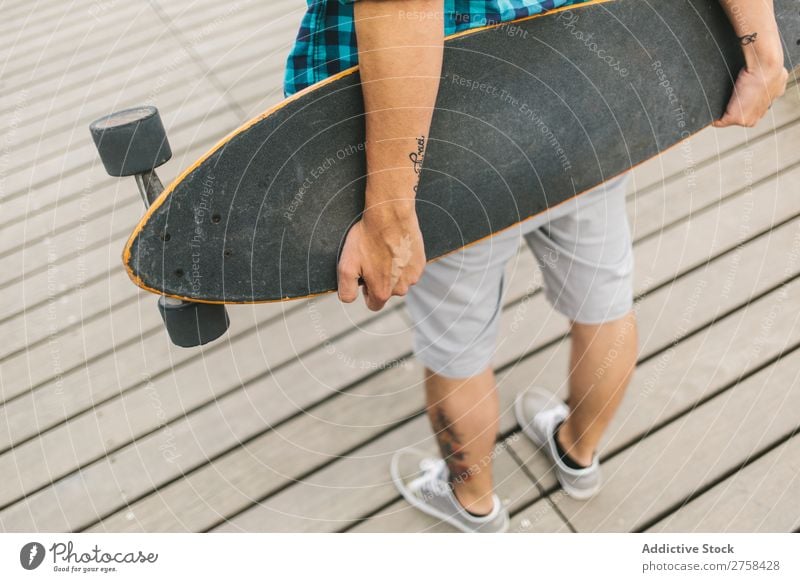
[
  {"left": 1, "top": 92, "right": 236, "bottom": 208},
  {"left": 156, "top": 0, "right": 301, "bottom": 67},
  {"left": 153, "top": 0, "right": 299, "bottom": 21},
  {"left": 3, "top": 35, "right": 192, "bottom": 122},
  {"left": 5, "top": 45, "right": 202, "bottom": 130},
  {"left": 1, "top": 270, "right": 140, "bottom": 363},
  {"left": 3, "top": 90, "right": 237, "bottom": 197},
  {"left": 89, "top": 361, "right": 536, "bottom": 531},
  {"left": 0, "top": 2, "right": 144, "bottom": 56},
  {"left": 628, "top": 120, "right": 800, "bottom": 241},
  {"left": 0, "top": 311, "right": 411, "bottom": 530},
  {"left": 0, "top": 231, "right": 130, "bottom": 324},
  {"left": 1, "top": 79, "right": 231, "bottom": 207},
  {"left": 6, "top": 54, "right": 215, "bottom": 164},
  {"left": 547, "top": 346, "right": 800, "bottom": 532},
  {"left": 0, "top": 285, "right": 398, "bottom": 441},
  {"left": 0, "top": 0, "right": 259, "bottom": 83},
  {"left": 0, "top": 63, "right": 287, "bottom": 238},
  {"left": 8, "top": 5, "right": 149, "bottom": 58},
  {"left": 1, "top": 1, "right": 64, "bottom": 29},
  {"left": 630, "top": 163, "right": 798, "bottom": 292},
  {"left": 0, "top": 66, "right": 284, "bottom": 227},
  {"left": 648, "top": 435, "right": 800, "bottom": 532},
  {"left": 0, "top": 92, "right": 236, "bottom": 256},
  {"left": 0, "top": 111, "right": 240, "bottom": 285},
  {"left": 0, "top": 291, "right": 396, "bottom": 455},
  {"left": 629, "top": 85, "right": 800, "bottom": 193},
  {"left": 510, "top": 496, "right": 572, "bottom": 533},
  {"left": 213, "top": 46, "right": 298, "bottom": 96},
  {"left": 220, "top": 66, "right": 290, "bottom": 120},
  {"left": 0, "top": 106, "right": 236, "bottom": 241},
  {"left": 187, "top": 10, "right": 304, "bottom": 87},
  {"left": 0, "top": 294, "right": 237, "bottom": 404},
  {"left": 0, "top": 102, "right": 254, "bottom": 237},
  {"left": 90, "top": 355, "right": 426, "bottom": 532},
  {"left": 3, "top": 0, "right": 293, "bottom": 127},
  {"left": 88, "top": 363, "right": 544, "bottom": 532},
  {"left": 209, "top": 415, "right": 438, "bottom": 533},
  {"left": 0, "top": 3, "right": 282, "bottom": 122},
  {"left": 158, "top": 0, "right": 301, "bottom": 27},
  {"left": 0, "top": 244, "right": 310, "bottom": 403},
  {"left": 0, "top": 232, "right": 308, "bottom": 398}
]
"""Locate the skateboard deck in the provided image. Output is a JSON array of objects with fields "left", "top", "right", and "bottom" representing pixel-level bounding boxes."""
[{"left": 124, "top": 0, "right": 800, "bottom": 304}]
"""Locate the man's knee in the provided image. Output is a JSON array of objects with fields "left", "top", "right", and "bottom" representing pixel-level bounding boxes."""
[{"left": 571, "top": 308, "right": 639, "bottom": 362}]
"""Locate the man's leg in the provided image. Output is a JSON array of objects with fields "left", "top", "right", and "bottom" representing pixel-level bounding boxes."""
[
  {"left": 557, "top": 311, "right": 638, "bottom": 467},
  {"left": 424, "top": 366, "right": 498, "bottom": 515},
  {"left": 402, "top": 222, "right": 538, "bottom": 522},
  {"left": 521, "top": 173, "right": 636, "bottom": 489}
]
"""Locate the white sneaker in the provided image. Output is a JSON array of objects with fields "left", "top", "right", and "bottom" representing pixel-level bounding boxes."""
[
  {"left": 390, "top": 448, "right": 510, "bottom": 533},
  {"left": 514, "top": 387, "right": 602, "bottom": 500}
]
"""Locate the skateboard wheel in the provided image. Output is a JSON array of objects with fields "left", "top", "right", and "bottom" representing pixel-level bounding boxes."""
[
  {"left": 89, "top": 106, "right": 172, "bottom": 177},
  {"left": 157, "top": 296, "right": 229, "bottom": 347}
]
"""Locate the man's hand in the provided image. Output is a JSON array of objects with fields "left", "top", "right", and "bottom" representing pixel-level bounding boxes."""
[
  {"left": 338, "top": 204, "right": 426, "bottom": 311},
  {"left": 338, "top": 0, "right": 444, "bottom": 311},
  {"left": 714, "top": 0, "right": 788, "bottom": 128},
  {"left": 713, "top": 61, "right": 788, "bottom": 128}
]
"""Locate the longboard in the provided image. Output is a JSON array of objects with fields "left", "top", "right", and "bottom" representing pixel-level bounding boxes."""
[{"left": 123, "top": 0, "right": 800, "bottom": 304}]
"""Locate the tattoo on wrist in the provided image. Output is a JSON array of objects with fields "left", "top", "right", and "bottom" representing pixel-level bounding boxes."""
[
  {"left": 738, "top": 32, "right": 758, "bottom": 46},
  {"left": 409, "top": 135, "right": 426, "bottom": 194}
]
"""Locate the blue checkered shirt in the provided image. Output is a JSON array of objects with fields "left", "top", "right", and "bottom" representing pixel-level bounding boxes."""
[{"left": 284, "top": 0, "right": 589, "bottom": 97}]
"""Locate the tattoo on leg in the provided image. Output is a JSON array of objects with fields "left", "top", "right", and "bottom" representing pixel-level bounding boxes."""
[
  {"left": 432, "top": 408, "right": 471, "bottom": 482},
  {"left": 738, "top": 32, "right": 758, "bottom": 45}
]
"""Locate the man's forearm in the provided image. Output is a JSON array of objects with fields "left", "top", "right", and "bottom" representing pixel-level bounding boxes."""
[
  {"left": 353, "top": 0, "right": 444, "bottom": 223},
  {"left": 712, "top": 0, "right": 788, "bottom": 128},
  {"left": 718, "top": 0, "right": 784, "bottom": 69},
  {"left": 336, "top": 0, "right": 442, "bottom": 308}
]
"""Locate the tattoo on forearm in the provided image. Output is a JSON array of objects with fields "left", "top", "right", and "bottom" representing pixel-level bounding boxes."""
[
  {"left": 432, "top": 408, "right": 471, "bottom": 482},
  {"left": 738, "top": 32, "right": 758, "bottom": 46},
  {"left": 409, "top": 135, "right": 426, "bottom": 194}
]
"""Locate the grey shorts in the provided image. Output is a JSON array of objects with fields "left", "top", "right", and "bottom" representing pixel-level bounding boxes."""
[{"left": 405, "top": 173, "right": 634, "bottom": 378}]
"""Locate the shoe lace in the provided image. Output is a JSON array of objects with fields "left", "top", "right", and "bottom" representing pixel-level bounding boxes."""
[{"left": 417, "top": 458, "right": 451, "bottom": 497}]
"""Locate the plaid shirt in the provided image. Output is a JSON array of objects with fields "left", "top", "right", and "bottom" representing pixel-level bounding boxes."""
[{"left": 284, "top": 0, "right": 589, "bottom": 97}]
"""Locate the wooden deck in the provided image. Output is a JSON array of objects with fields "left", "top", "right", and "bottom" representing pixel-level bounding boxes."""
[{"left": 2, "top": 0, "right": 799, "bottom": 534}]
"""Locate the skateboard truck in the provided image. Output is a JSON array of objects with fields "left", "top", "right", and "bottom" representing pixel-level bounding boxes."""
[{"left": 89, "top": 106, "right": 230, "bottom": 348}]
